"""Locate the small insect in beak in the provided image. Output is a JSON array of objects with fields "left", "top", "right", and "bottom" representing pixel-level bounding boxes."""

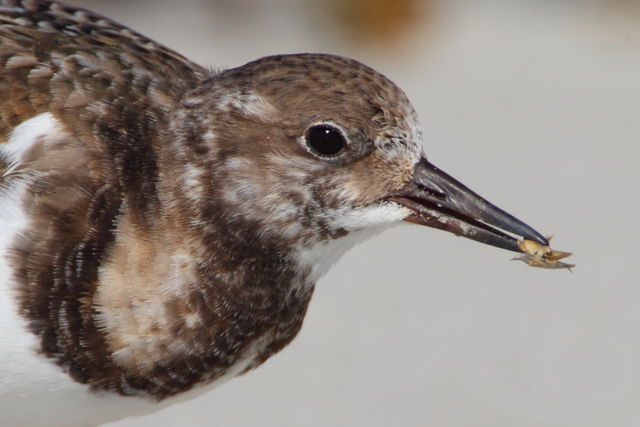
[{"left": 513, "top": 237, "right": 574, "bottom": 270}]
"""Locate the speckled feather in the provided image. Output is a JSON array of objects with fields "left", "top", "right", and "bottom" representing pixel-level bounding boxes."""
[{"left": 0, "top": 0, "right": 421, "bottom": 406}]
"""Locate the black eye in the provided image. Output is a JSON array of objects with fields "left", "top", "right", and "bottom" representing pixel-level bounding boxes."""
[{"left": 306, "top": 125, "right": 346, "bottom": 157}]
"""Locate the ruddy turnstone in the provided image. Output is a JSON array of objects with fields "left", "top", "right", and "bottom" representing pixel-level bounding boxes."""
[{"left": 0, "top": 1, "right": 551, "bottom": 425}]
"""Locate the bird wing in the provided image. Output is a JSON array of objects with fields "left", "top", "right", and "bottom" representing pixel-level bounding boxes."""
[
  {"left": 0, "top": 1, "right": 208, "bottom": 407},
  {"left": 0, "top": 0, "right": 206, "bottom": 141}
]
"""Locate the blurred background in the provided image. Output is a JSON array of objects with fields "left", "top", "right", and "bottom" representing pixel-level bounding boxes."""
[{"left": 64, "top": 0, "right": 639, "bottom": 426}]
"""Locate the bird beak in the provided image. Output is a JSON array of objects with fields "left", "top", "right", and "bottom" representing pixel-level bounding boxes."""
[{"left": 385, "top": 157, "right": 548, "bottom": 252}]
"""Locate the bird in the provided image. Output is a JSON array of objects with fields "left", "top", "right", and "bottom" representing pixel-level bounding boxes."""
[{"left": 0, "top": 1, "right": 550, "bottom": 426}]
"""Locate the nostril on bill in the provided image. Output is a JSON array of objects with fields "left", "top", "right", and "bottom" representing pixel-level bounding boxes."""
[{"left": 416, "top": 182, "right": 446, "bottom": 199}]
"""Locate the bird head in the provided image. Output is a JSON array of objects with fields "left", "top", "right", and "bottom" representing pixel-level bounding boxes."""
[{"left": 168, "top": 54, "right": 547, "bottom": 281}]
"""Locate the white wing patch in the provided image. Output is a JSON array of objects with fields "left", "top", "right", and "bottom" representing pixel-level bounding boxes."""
[
  {"left": 0, "top": 112, "right": 62, "bottom": 249},
  {"left": 1, "top": 112, "right": 61, "bottom": 163}
]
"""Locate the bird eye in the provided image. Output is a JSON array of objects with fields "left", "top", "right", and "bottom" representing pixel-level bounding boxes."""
[{"left": 305, "top": 124, "right": 346, "bottom": 157}]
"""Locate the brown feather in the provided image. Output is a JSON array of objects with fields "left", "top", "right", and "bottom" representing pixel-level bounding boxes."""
[{"left": 1, "top": 0, "right": 422, "bottom": 399}]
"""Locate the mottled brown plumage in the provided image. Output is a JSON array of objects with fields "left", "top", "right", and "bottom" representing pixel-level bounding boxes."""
[
  {"left": 1, "top": 0, "right": 421, "bottom": 399},
  {"left": 1, "top": 2, "right": 549, "bottom": 420}
]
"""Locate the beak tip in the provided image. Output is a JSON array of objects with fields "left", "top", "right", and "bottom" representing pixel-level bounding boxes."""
[{"left": 525, "top": 232, "right": 550, "bottom": 247}]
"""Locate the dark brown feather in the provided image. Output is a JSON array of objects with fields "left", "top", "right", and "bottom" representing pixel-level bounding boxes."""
[{"left": 1, "top": 1, "right": 420, "bottom": 400}]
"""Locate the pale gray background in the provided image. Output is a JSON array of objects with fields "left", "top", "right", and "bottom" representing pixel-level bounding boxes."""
[{"left": 64, "top": 1, "right": 639, "bottom": 426}]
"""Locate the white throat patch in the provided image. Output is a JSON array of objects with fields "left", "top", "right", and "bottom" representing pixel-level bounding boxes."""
[{"left": 294, "top": 202, "right": 410, "bottom": 285}]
